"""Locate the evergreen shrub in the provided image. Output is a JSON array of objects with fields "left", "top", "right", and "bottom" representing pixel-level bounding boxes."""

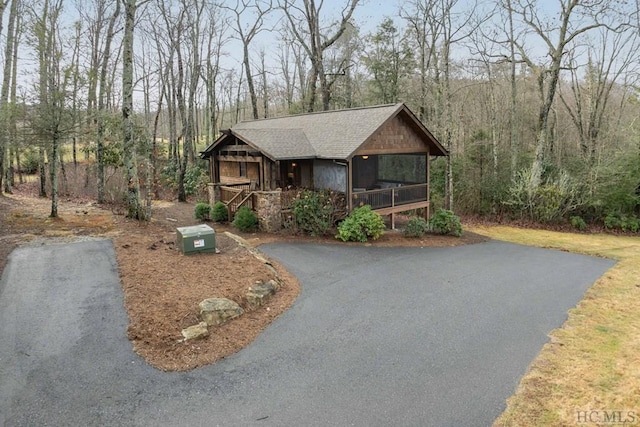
[
  {"left": 233, "top": 206, "right": 258, "bottom": 232},
  {"left": 336, "top": 206, "right": 385, "bottom": 242},
  {"left": 428, "top": 209, "right": 462, "bottom": 237},
  {"left": 211, "top": 201, "right": 228, "bottom": 222}
]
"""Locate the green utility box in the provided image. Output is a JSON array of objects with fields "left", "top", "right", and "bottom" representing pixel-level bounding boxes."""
[{"left": 176, "top": 224, "right": 216, "bottom": 254}]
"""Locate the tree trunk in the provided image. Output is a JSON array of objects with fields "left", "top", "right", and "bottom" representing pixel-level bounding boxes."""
[
  {"left": 0, "top": 0, "right": 19, "bottom": 194},
  {"left": 50, "top": 129, "right": 59, "bottom": 217},
  {"left": 122, "top": 0, "right": 145, "bottom": 220},
  {"left": 244, "top": 45, "right": 259, "bottom": 120},
  {"left": 506, "top": 0, "right": 519, "bottom": 178},
  {"left": 38, "top": 146, "right": 46, "bottom": 197},
  {"left": 96, "top": 1, "right": 120, "bottom": 204}
]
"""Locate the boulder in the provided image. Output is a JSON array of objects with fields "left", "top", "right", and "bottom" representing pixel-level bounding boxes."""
[
  {"left": 246, "top": 280, "right": 277, "bottom": 309},
  {"left": 199, "top": 298, "right": 244, "bottom": 326},
  {"left": 181, "top": 322, "right": 209, "bottom": 341}
]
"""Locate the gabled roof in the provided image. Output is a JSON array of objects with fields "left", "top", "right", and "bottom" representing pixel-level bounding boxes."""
[{"left": 200, "top": 103, "right": 448, "bottom": 161}]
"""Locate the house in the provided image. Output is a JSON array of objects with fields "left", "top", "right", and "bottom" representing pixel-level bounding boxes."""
[{"left": 199, "top": 103, "right": 448, "bottom": 228}]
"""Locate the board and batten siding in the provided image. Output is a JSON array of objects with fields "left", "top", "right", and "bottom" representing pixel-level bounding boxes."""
[{"left": 219, "top": 161, "right": 238, "bottom": 177}]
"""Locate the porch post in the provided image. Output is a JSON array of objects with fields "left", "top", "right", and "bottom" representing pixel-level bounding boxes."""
[
  {"left": 391, "top": 187, "right": 396, "bottom": 229},
  {"left": 425, "top": 152, "right": 430, "bottom": 221},
  {"left": 347, "top": 159, "right": 353, "bottom": 211},
  {"left": 259, "top": 156, "right": 264, "bottom": 190}
]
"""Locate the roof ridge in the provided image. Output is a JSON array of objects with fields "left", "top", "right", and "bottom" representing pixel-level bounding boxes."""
[{"left": 237, "top": 103, "right": 402, "bottom": 124}]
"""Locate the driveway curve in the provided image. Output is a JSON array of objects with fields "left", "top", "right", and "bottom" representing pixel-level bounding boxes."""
[{"left": 0, "top": 239, "right": 614, "bottom": 426}]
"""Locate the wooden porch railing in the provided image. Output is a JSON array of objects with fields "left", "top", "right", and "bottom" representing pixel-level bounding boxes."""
[
  {"left": 219, "top": 185, "right": 255, "bottom": 218},
  {"left": 352, "top": 183, "right": 428, "bottom": 210}
]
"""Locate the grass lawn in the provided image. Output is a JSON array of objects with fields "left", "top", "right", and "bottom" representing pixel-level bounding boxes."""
[{"left": 468, "top": 226, "right": 640, "bottom": 426}]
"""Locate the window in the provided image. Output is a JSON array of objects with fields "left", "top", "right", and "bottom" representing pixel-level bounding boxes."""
[{"left": 239, "top": 162, "right": 247, "bottom": 177}]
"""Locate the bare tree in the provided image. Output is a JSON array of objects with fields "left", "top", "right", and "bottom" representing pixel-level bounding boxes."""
[
  {"left": 258, "top": 48, "right": 270, "bottom": 117},
  {"left": 202, "top": 5, "right": 228, "bottom": 144},
  {"left": 121, "top": 0, "right": 148, "bottom": 220},
  {"left": 401, "top": 0, "right": 439, "bottom": 122},
  {"left": 504, "top": 0, "right": 631, "bottom": 189},
  {"left": 504, "top": 0, "right": 519, "bottom": 177},
  {"left": 559, "top": 29, "right": 639, "bottom": 164},
  {"left": 96, "top": 0, "right": 121, "bottom": 203},
  {"left": 223, "top": 0, "right": 272, "bottom": 120},
  {"left": 402, "top": 0, "right": 484, "bottom": 210},
  {"left": 7, "top": 4, "right": 22, "bottom": 189},
  {"left": 0, "top": 1, "right": 9, "bottom": 38},
  {"left": 280, "top": 0, "right": 360, "bottom": 111},
  {"left": 29, "top": 0, "right": 70, "bottom": 217},
  {"left": 0, "top": 0, "right": 20, "bottom": 194}
]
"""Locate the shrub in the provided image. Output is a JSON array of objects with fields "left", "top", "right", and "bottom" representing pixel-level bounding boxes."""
[
  {"left": 194, "top": 202, "right": 211, "bottom": 221},
  {"left": 291, "top": 189, "right": 335, "bottom": 236},
  {"left": 404, "top": 217, "right": 429, "bottom": 238},
  {"left": 232, "top": 206, "right": 258, "bottom": 232},
  {"left": 625, "top": 217, "right": 640, "bottom": 233},
  {"left": 211, "top": 201, "right": 228, "bottom": 222},
  {"left": 570, "top": 216, "right": 586, "bottom": 231},
  {"left": 605, "top": 212, "right": 640, "bottom": 233},
  {"left": 336, "top": 205, "right": 385, "bottom": 242},
  {"left": 160, "top": 162, "right": 208, "bottom": 197},
  {"left": 428, "top": 209, "right": 462, "bottom": 237},
  {"left": 183, "top": 163, "right": 208, "bottom": 197},
  {"left": 503, "top": 168, "right": 583, "bottom": 222}
]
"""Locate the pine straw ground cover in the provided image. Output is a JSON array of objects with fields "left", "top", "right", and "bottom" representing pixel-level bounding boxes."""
[{"left": 469, "top": 226, "right": 640, "bottom": 426}]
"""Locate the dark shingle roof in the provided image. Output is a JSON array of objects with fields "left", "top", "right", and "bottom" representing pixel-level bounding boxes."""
[
  {"left": 232, "top": 128, "right": 315, "bottom": 160},
  {"left": 201, "top": 103, "right": 447, "bottom": 160},
  {"left": 232, "top": 104, "right": 402, "bottom": 159}
]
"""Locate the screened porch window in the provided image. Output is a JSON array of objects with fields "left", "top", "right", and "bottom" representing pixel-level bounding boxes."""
[{"left": 377, "top": 154, "right": 426, "bottom": 184}]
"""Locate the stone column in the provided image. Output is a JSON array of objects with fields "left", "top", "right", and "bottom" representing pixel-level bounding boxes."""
[
  {"left": 208, "top": 183, "right": 220, "bottom": 206},
  {"left": 254, "top": 190, "right": 282, "bottom": 232}
]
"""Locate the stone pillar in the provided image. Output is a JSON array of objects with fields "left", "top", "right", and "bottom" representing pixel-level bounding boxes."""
[
  {"left": 208, "top": 183, "right": 220, "bottom": 206},
  {"left": 254, "top": 190, "right": 282, "bottom": 232}
]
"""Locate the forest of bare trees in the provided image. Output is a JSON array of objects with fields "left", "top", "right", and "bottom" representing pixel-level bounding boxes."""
[{"left": 0, "top": 0, "right": 639, "bottom": 228}]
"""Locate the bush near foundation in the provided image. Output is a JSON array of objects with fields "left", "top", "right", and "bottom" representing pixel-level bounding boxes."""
[{"left": 336, "top": 206, "right": 385, "bottom": 242}]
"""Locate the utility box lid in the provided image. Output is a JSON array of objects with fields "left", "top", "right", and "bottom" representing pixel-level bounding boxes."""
[{"left": 176, "top": 224, "right": 216, "bottom": 254}]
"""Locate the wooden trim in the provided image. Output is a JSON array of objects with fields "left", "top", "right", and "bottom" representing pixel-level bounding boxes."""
[
  {"left": 354, "top": 147, "right": 428, "bottom": 155},
  {"left": 375, "top": 201, "right": 430, "bottom": 216},
  {"left": 216, "top": 155, "right": 263, "bottom": 163}
]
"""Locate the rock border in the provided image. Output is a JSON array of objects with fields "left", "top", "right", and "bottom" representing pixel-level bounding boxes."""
[{"left": 180, "top": 232, "right": 282, "bottom": 341}]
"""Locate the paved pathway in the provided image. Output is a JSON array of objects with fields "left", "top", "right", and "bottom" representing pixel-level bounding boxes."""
[{"left": 0, "top": 239, "right": 615, "bottom": 426}]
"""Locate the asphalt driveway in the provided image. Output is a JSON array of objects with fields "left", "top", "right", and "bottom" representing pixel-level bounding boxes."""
[{"left": 0, "top": 239, "right": 615, "bottom": 426}]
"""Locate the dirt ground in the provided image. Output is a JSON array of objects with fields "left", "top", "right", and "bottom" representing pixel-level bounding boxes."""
[{"left": 0, "top": 186, "right": 487, "bottom": 371}]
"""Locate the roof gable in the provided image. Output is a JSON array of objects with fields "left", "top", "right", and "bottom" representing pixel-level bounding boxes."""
[{"left": 200, "top": 103, "right": 447, "bottom": 160}]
